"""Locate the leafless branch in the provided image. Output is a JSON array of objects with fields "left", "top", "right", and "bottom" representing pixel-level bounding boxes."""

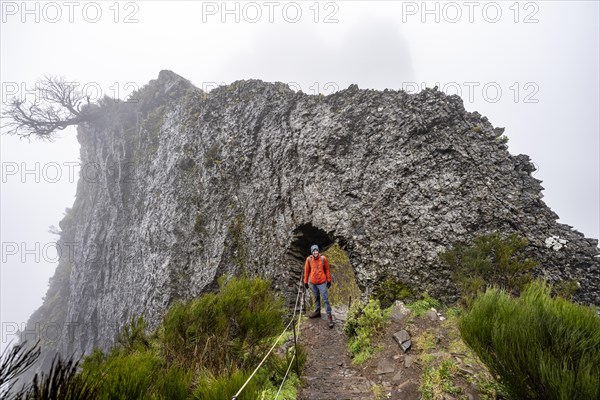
[{"left": 1, "top": 76, "right": 97, "bottom": 141}]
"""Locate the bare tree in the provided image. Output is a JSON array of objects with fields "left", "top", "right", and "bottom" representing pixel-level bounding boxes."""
[{"left": 1, "top": 76, "right": 99, "bottom": 140}]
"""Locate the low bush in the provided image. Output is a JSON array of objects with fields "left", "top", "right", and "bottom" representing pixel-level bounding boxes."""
[
  {"left": 440, "top": 232, "right": 538, "bottom": 302},
  {"left": 153, "top": 364, "right": 192, "bottom": 400},
  {"left": 459, "top": 279, "right": 600, "bottom": 400},
  {"left": 81, "top": 349, "right": 162, "bottom": 400},
  {"left": 343, "top": 299, "right": 391, "bottom": 364},
  {"left": 372, "top": 277, "right": 414, "bottom": 309},
  {"left": 160, "top": 274, "right": 285, "bottom": 373},
  {"left": 192, "top": 369, "right": 258, "bottom": 400},
  {"left": 405, "top": 293, "right": 442, "bottom": 316},
  {"left": 9, "top": 276, "right": 302, "bottom": 400},
  {"left": 117, "top": 315, "right": 151, "bottom": 353}
]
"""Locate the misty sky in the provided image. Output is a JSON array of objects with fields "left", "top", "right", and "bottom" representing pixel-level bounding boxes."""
[{"left": 1, "top": 1, "right": 599, "bottom": 350}]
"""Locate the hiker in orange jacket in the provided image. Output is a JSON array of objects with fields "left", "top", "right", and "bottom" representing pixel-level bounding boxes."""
[{"left": 304, "top": 244, "right": 334, "bottom": 328}]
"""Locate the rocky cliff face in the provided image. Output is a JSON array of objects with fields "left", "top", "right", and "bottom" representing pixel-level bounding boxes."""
[{"left": 25, "top": 70, "right": 599, "bottom": 365}]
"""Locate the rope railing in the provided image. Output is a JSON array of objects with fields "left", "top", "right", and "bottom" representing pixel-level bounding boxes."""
[
  {"left": 273, "top": 286, "right": 307, "bottom": 399},
  {"left": 274, "top": 353, "right": 295, "bottom": 399},
  {"left": 232, "top": 275, "right": 305, "bottom": 400}
]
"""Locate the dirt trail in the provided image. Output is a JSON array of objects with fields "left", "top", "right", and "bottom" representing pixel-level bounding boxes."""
[
  {"left": 296, "top": 299, "right": 488, "bottom": 400},
  {"left": 297, "top": 307, "right": 375, "bottom": 400}
]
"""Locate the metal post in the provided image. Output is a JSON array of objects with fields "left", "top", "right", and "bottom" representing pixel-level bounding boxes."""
[
  {"left": 292, "top": 319, "right": 300, "bottom": 377},
  {"left": 348, "top": 295, "right": 352, "bottom": 309}
]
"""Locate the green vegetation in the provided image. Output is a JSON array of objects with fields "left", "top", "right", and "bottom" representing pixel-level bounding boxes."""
[
  {"left": 335, "top": 232, "right": 596, "bottom": 400},
  {"left": 343, "top": 299, "right": 391, "bottom": 364},
  {"left": 419, "top": 359, "right": 461, "bottom": 400},
  {"left": 6, "top": 276, "right": 303, "bottom": 400},
  {"left": 371, "top": 383, "right": 387, "bottom": 400},
  {"left": 471, "top": 374, "right": 505, "bottom": 400},
  {"left": 414, "top": 329, "right": 438, "bottom": 351},
  {"left": 191, "top": 370, "right": 256, "bottom": 400},
  {"left": 398, "top": 295, "right": 503, "bottom": 400},
  {"left": 117, "top": 315, "right": 150, "bottom": 353},
  {"left": 553, "top": 278, "right": 580, "bottom": 300},
  {"left": 372, "top": 277, "right": 414, "bottom": 309},
  {"left": 160, "top": 275, "right": 285, "bottom": 373},
  {"left": 459, "top": 280, "right": 600, "bottom": 400},
  {"left": 440, "top": 232, "right": 537, "bottom": 303},
  {"left": 81, "top": 349, "right": 164, "bottom": 400},
  {"left": 323, "top": 243, "right": 361, "bottom": 306},
  {"left": 406, "top": 293, "right": 442, "bottom": 316}
]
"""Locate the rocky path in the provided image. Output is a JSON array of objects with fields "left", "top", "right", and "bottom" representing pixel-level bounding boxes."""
[
  {"left": 297, "top": 307, "right": 375, "bottom": 400},
  {"left": 295, "top": 300, "right": 490, "bottom": 400}
]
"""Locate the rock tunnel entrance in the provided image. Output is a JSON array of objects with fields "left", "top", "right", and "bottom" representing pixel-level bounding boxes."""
[
  {"left": 283, "top": 223, "right": 361, "bottom": 310},
  {"left": 288, "top": 223, "right": 334, "bottom": 265}
]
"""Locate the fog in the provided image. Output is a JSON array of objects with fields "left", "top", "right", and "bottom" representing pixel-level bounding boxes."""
[{"left": 1, "top": 1, "right": 598, "bottom": 351}]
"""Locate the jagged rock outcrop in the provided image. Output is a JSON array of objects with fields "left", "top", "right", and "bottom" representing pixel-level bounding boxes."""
[{"left": 24, "top": 70, "right": 599, "bottom": 367}]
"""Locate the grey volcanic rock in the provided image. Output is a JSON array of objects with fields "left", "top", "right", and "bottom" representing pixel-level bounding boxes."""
[{"left": 24, "top": 70, "right": 599, "bottom": 366}]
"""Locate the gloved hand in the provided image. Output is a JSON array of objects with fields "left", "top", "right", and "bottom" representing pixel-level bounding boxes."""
[
  {"left": 327, "top": 281, "right": 331, "bottom": 289},
  {"left": 304, "top": 283, "right": 309, "bottom": 290}
]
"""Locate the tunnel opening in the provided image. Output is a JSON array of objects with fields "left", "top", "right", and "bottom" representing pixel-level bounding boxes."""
[
  {"left": 283, "top": 223, "right": 334, "bottom": 290},
  {"left": 289, "top": 223, "right": 335, "bottom": 263},
  {"left": 283, "top": 223, "right": 361, "bottom": 312}
]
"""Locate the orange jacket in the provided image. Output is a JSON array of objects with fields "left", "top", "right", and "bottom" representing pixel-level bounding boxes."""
[{"left": 303, "top": 255, "right": 331, "bottom": 285}]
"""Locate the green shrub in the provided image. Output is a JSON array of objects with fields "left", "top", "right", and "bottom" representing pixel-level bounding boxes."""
[
  {"left": 496, "top": 135, "right": 509, "bottom": 144},
  {"left": 160, "top": 275, "right": 285, "bottom": 373},
  {"left": 259, "top": 347, "right": 304, "bottom": 400},
  {"left": 152, "top": 364, "right": 192, "bottom": 400},
  {"left": 117, "top": 315, "right": 151, "bottom": 353},
  {"left": 344, "top": 299, "right": 391, "bottom": 364},
  {"left": 82, "top": 349, "right": 161, "bottom": 400},
  {"left": 259, "top": 373, "right": 299, "bottom": 400},
  {"left": 553, "top": 279, "right": 580, "bottom": 300},
  {"left": 440, "top": 232, "right": 538, "bottom": 302},
  {"left": 372, "top": 277, "right": 414, "bottom": 309},
  {"left": 406, "top": 293, "right": 442, "bottom": 316},
  {"left": 16, "top": 276, "right": 297, "bottom": 400},
  {"left": 265, "top": 342, "right": 306, "bottom": 383},
  {"left": 459, "top": 279, "right": 600, "bottom": 400},
  {"left": 192, "top": 369, "right": 259, "bottom": 400}
]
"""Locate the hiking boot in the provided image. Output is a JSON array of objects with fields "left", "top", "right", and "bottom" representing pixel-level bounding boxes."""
[
  {"left": 309, "top": 310, "right": 321, "bottom": 318},
  {"left": 327, "top": 314, "right": 334, "bottom": 328}
]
